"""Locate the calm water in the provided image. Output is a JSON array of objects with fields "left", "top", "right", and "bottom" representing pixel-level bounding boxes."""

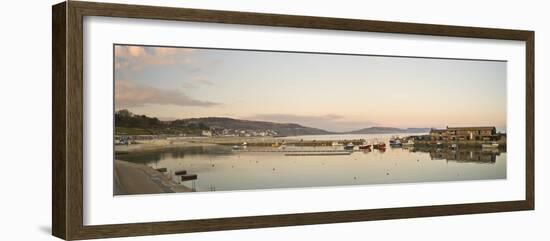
[{"left": 116, "top": 133, "right": 506, "bottom": 192}]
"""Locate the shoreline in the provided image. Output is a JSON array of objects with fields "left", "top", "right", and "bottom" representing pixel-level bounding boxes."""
[
  {"left": 114, "top": 160, "right": 193, "bottom": 195},
  {"left": 115, "top": 138, "right": 217, "bottom": 154},
  {"left": 115, "top": 135, "right": 373, "bottom": 154},
  {"left": 115, "top": 137, "right": 508, "bottom": 157},
  {"left": 115, "top": 134, "right": 506, "bottom": 154}
]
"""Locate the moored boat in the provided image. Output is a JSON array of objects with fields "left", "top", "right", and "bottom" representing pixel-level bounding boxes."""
[
  {"left": 389, "top": 139, "right": 402, "bottom": 147},
  {"left": 240, "top": 142, "right": 248, "bottom": 149},
  {"left": 344, "top": 142, "right": 355, "bottom": 150},
  {"left": 358, "top": 144, "right": 371, "bottom": 150},
  {"left": 402, "top": 139, "right": 414, "bottom": 148},
  {"left": 389, "top": 136, "right": 403, "bottom": 147},
  {"left": 373, "top": 142, "right": 386, "bottom": 149}
]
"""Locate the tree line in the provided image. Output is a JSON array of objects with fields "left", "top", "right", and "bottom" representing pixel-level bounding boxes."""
[{"left": 115, "top": 109, "right": 209, "bottom": 135}]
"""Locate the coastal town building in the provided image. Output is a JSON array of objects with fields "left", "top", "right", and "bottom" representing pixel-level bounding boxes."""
[
  {"left": 430, "top": 126, "right": 498, "bottom": 141},
  {"left": 210, "top": 128, "right": 279, "bottom": 137}
]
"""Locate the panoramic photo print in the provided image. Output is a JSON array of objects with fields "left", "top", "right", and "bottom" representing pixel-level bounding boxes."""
[{"left": 113, "top": 44, "right": 507, "bottom": 195}]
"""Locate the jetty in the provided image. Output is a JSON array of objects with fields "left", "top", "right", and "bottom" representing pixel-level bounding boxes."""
[
  {"left": 188, "top": 137, "right": 368, "bottom": 147},
  {"left": 233, "top": 148, "right": 358, "bottom": 156},
  {"left": 285, "top": 152, "right": 352, "bottom": 156}
]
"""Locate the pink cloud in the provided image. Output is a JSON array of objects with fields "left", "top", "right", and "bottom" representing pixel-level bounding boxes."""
[
  {"left": 115, "top": 79, "right": 218, "bottom": 108},
  {"left": 127, "top": 46, "right": 146, "bottom": 57},
  {"left": 114, "top": 45, "right": 194, "bottom": 70}
]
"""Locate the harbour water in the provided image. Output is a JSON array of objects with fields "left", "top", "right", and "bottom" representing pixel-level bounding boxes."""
[{"left": 115, "top": 133, "right": 506, "bottom": 192}]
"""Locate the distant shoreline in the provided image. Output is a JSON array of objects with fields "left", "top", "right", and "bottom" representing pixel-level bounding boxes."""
[{"left": 115, "top": 132, "right": 505, "bottom": 155}]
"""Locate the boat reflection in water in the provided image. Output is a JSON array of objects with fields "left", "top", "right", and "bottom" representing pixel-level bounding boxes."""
[{"left": 411, "top": 146, "right": 501, "bottom": 164}]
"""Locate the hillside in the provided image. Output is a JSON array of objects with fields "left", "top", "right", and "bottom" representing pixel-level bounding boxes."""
[
  {"left": 114, "top": 110, "right": 331, "bottom": 136},
  {"left": 115, "top": 109, "right": 430, "bottom": 136},
  {"left": 182, "top": 117, "right": 332, "bottom": 136}
]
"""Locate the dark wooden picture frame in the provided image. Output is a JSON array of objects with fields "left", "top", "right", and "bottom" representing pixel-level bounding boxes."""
[{"left": 52, "top": 1, "right": 534, "bottom": 240}]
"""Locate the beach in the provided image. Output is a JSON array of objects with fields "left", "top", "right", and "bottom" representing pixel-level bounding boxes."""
[{"left": 114, "top": 159, "right": 192, "bottom": 195}]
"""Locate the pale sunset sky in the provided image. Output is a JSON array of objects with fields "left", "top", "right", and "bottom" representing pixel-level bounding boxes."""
[{"left": 114, "top": 45, "right": 507, "bottom": 132}]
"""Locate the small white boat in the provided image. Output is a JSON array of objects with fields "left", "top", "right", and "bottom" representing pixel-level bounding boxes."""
[
  {"left": 344, "top": 143, "right": 355, "bottom": 150},
  {"left": 402, "top": 140, "right": 414, "bottom": 148},
  {"left": 233, "top": 142, "right": 248, "bottom": 150},
  {"left": 389, "top": 139, "right": 402, "bottom": 147}
]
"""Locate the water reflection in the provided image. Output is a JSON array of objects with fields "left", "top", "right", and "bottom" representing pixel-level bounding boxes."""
[
  {"left": 115, "top": 144, "right": 506, "bottom": 192},
  {"left": 411, "top": 147, "right": 501, "bottom": 164},
  {"left": 116, "top": 145, "right": 232, "bottom": 164}
]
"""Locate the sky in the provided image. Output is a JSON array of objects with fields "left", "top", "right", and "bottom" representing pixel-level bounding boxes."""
[{"left": 114, "top": 45, "right": 507, "bottom": 132}]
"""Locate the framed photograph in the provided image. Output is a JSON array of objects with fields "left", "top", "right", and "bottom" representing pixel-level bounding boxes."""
[{"left": 52, "top": 1, "right": 534, "bottom": 240}]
